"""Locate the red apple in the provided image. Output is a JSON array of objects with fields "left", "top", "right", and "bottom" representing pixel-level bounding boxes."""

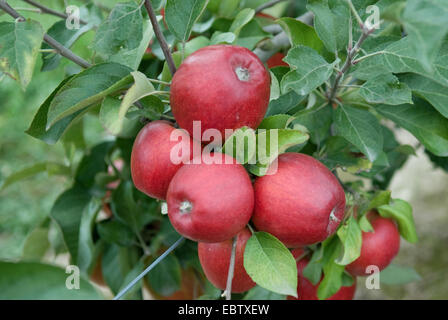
[
  {"left": 131, "top": 120, "right": 200, "bottom": 200},
  {"left": 167, "top": 152, "right": 254, "bottom": 242},
  {"left": 266, "top": 52, "right": 288, "bottom": 69},
  {"left": 198, "top": 228, "right": 256, "bottom": 293},
  {"left": 288, "top": 249, "right": 356, "bottom": 300},
  {"left": 170, "top": 45, "right": 270, "bottom": 140},
  {"left": 252, "top": 153, "right": 346, "bottom": 247},
  {"left": 346, "top": 211, "right": 400, "bottom": 276}
]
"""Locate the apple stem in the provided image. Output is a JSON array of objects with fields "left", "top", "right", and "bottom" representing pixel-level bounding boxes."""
[{"left": 225, "top": 236, "right": 238, "bottom": 300}]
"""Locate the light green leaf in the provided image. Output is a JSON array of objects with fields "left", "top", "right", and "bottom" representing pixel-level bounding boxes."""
[
  {"left": 22, "top": 228, "right": 50, "bottom": 260},
  {"left": 243, "top": 286, "right": 286, "bottom": 300},
  {"left": 334, "top": 105, "right": 383, "bottom": 162},
  {"left": 210, "top": 31, "right": 236, "bottom": 45},
  {"left": 0, "top": 262, "right": 101, "bottom": 299},
  {"left": 221, "top": 127, "right": 257, "bottom": 165},
  {"left": 0, "top": 20, "right": 44, "bottom": 89},
  {"left": 336, "top": 216, "right": 362, "bottom": 265},
  {"left": 378, "top": 199, "right": 418, "bottom": 243},
  {"left": 165, "top": 0, "right": 209, "bottom": 42},
  {"left": 376, "top": 100, "right": 448, "bottom": 157},
  {"left": 229, "top": 8, "right": 255, "bottom": 36},
  {"left": 47, "top": 63, "right": 133, "bottom": 126},
  {"left": 244, "top": 232, "right": 298, "bottom": 297},
  {"left": 360, "top": 74, "right": 413, "bottom": 105},
  {"left": 281, "top": 46, "right": 337, "bottom": 96},
  {"left": 258, "top": 114, "right": 293, "bottom": 130},
  {"left": 277, "top": 17, "right": 324, "bottom": 53},
  {"left": 317, "top": 237, "right": 345, "bottom": 300}
]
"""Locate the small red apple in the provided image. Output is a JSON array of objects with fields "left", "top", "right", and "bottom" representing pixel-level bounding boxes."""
[
  {"left": 288, "top": 249, "right": 356, "bottom": 300},
  {"left": 266, "top": 52, "right": 288, "bottom": 69},
  {"left": 346, "top": 211, "right": 400, "bottom": 276},
  {"left": 252, "top": 153, "right": 346, "bottom": 247},
  {"left": 131, "top": 120, "right": 200, "bottom": 200},
  {"left": 167, "top": 152, "right": 254, "bottom": 242},
  {"left": 198, "top": 228, "right": 256, "bottom": 293},
  {"left": 170, "top": 45, "right": 270, "bottom": 140}
]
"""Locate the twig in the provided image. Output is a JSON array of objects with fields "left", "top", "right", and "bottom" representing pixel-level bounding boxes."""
[
  {"left": 327, "top": 25, "right": 374, "bottom": 102},
  {"left": 22, "top": 0, "right": 88, "bottom": 24},
  {"left": 225, "top": 236, "right": 238, "bottom": 300},
  {"left": 144, "top": 0, "right": 176, "bottom": 76},
  {"left": 0, "top": 1, "right": 92, "bottom": 69},
  {"left": 113, "top": 237, "right": 185, "bottom": 300},
  {"left": 255, "top": 0, "right": 287, "bottom": 14}
]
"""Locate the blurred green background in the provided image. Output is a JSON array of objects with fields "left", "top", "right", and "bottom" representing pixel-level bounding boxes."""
[{"left": 0, "top": 0, "right": 447, "bottom": 300}]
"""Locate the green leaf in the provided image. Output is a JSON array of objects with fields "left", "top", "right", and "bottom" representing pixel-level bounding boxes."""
[
  {"left": 146, "top": 253, "right": 182, "bottom": 297},
  {"left": 302, "top": 248, "right": 324, "bottom": 285},
  {"left": 400, "top": 74, "right": 448, "bottom": 118},
  {"left": 0, "top": 162, "right": 66, "bottom": 191},
  {"left": 165, "top": 0, "right": 209, "bottom": 42},
  {"left": 244, "top": 232, "right": 298, "bottom": 297},
  {"left": 367, "top": 190, "right": 392, "bottom": 211},
  {"left": 26, "top": 76, "right": 86, "bottom": 144},
  {"left": 111, "top": 181, "right": 147, "bottom": 234},
  {"left": 377, "top": 199, "right": 418, "bottom": 243},
  {"left": 336, "top": 216, "right": 362, "bottom": 265},
  {"left": 92, "top": 2, "right": 144, "bottom": 57},
  {"left": 97, "top": 220, "right": 136, "bottom": 247},
  {"left": 234, "top": 20, "right": 270, "bottom": 50},
  {"left": 221, "top": 127, "right": 257, "bottom": 165},
  {"left": 401, "top": 0, "right": 448, "bottom": 72},
  {"left": 293, "top": 104, "right": 332, "bottom": 144},
  {"left": 243, "top": 286, "right": 286, "bottom": 300},
  {"left": 117, "top": 259, "right": 144, "bottom": 300},
  {"left": 50, "top": 187, "right": 92, "bottom": 264},
  {"left": 77, "top": 199, "right": 101, "bottom": 274},
  {"left": 210, "top": 31, "right": 235, "bottom": 45},
  {"left": 281, "top": 46, "right": 337, "bottom": 96},
  {"left": 41, "top": 19, "right": 93, "bottom": 71},
  {"left": 115, "top": 71, "right": 157, "bottom": 134},
  {"left": 0, "top": 261, "right": 101, "bottom": 299},
  {"left": 360, "top": 74, "right": 413, "bottom": 105},
  {"left": 258, "top": 114, "right": 293, "bottom": 130},
  {"left": 265, "top": 91, "right": 304, "bottom": 117},
  {"left": 47, "top": 63, "right": 133, "bottom": 126},
  {"left": 229, "top": 8, "right": 255, "bottom": 36},
  {"left": 277, "top": 17, "right": 324, "bottom": 53},
  {"left": 22, "top": 228, "right": 50, "bottom": 260},
  {"left": 316, "top": 237, "right": 345, "bottom": 300},
  {"left": 379, "top": 264, "right": 421, "bottom": 285},
  {"left": 307, "top": 0, "right": 350, "bottom": 53},
  {"left": 375, "top": 100, "right": 448, "bottom": 157},
  {"left": 74, "top": 142, "right": 113, "bottom": 189},
  {"left": 334, "top": 105, "right": 383, "bottom": 162},
  {"left": 0, "top": 20, "right": 44, "bottom": 89},
  {"left": 269, "top": 70, "right": 280, "bottom": 101},
  {"left": 249, "top": 128, "right": 309, "bottom": 176}
]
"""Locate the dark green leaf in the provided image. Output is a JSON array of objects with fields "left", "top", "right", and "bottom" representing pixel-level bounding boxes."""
[
  {"left": 165, "top": 0, "right": 209, "bottom": 42},
  {"left": 146, "top": 253, "right": 182, "bottom": 297},
  {"left": 360, "top": 74, "right": 412, "bottom": 105},
  {"left": 380, "top": 264, "right": 421, "bottom": 285}
]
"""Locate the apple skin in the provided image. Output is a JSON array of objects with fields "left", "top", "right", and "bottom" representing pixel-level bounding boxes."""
[
  {"left": 198, "top": 228, "right": 256, "bottom": 293},
  {"left": 288, "top": 249, "right": 356, "bottom": 300},
  {"left": 266, "top": 52, "right": 288, "bottom": 69},
  {"left": 167, "top": 152, "right": 254, "bottom": 243},
  {"left": 170, "top": 45, "right": 270, "bottom": 140},
  {"left": 346, "top": 211, "right": 401, "bottom": 276},
  {"left": 131, "top": 120, "right": 200, "bottom": 200},
  {"left": 252, "top": 153, "right": 346, "bottom": 247}
]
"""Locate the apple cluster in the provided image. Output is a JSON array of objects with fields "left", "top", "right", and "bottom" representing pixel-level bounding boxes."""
[{"left": 130, "top": 45, "right": 401, "bottom": 300}]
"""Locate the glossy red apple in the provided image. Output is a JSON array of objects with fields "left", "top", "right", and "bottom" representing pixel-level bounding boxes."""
[
  {"left": 346, "top": 211, "right": 400, "bottom": 276},
  {"left": 252, "top": 153, "right": 346, "bottom": 247},
  {"left": 170, "top": 45, "right": 270, "bottom": 140},
  {"left": 288, "top": 249, "right": 356, "bottom": 300},
  {"left": 131, "top": 120, "right": 200, "bottom": 200},
  {"left": 167, "top": 152, "right": 254, "bottom": 242},
  {"left": 198, "top": 228, "right": 256, "bottom": 293}
]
